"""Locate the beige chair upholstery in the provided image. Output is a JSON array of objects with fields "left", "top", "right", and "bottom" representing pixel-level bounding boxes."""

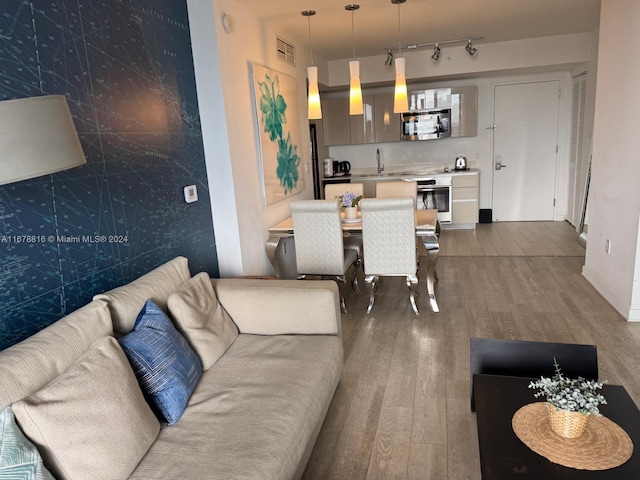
[
  {"left": 360, "top": 197, "right": 420, "bottom": 315},
  {"left": 376, "top": 180, "right": 417, "bottom": 203},
  {"left": 290, "top": 200, "right": 361, "bottom": 313},
  {"left": 323, "top": 182, "right": 364, "bottom": 258},
  {"left": 324, "top": 182, "right": 364, "bottom": 200}
]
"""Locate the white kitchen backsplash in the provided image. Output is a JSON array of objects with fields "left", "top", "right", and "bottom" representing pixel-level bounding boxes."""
[{"left": 327, "top": 136, "right": 481, "bottom": 174}]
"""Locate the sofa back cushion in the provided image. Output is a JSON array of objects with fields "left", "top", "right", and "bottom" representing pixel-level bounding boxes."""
[
  {"left": 94, "top": 256, "right": 191, "bottom": 335},
  {"left": 168, "top": 272, "right": 239, "bottom": 370},
  {"left": 12, "top": 336, "right": 160, "bottom": 480},
  {"left": 0, "top": 300, "right": 113, "bottom": 410}
]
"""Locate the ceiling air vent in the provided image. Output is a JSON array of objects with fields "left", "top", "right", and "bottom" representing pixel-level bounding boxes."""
[{"left": 276, "top": 36, "right": 295, "bottom": 66}]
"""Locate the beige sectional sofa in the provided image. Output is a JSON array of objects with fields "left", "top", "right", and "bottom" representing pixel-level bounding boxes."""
[{"left": 0, "top": 257, "right": 343, "bottom": 480}]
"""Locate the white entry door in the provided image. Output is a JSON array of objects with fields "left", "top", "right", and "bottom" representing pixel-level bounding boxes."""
[{"left": 492, "top": 81, "right": 560, "bottom": 221}]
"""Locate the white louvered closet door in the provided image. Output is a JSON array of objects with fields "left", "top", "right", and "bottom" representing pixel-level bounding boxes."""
[{"left": 568, "top": 73, "right": 587, "bottom": 226}]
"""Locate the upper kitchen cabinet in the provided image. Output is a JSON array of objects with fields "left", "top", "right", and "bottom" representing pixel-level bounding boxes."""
[
  {"left": 408, "top": 86, "right": 478, "bottom": 138},
  {"left": 350, "top": 95, "right": 375, "bottom": 144},
  {"left": 451, "top": 86, "right": 478, "bottom": 137},
  {"left": 373, "top": 92, "right": 401, "bottom": 143},
  {"left": 321, "top": 92, "right": 401, "bottom": 146},
  {"left": 322, "top": 97, "right": 351, "bottom": 145}
]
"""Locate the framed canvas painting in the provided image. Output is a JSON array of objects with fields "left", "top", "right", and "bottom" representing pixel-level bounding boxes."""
[{"left": 251, "top": 63, "right": 304, "bottom": 205}]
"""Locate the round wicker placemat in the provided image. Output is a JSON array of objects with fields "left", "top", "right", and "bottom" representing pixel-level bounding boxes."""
[{"left": 512, "top": 402, "right": 633, "bottom": 470}]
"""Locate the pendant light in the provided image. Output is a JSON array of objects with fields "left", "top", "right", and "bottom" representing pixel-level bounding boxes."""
[
  {"left": 345, "top": 4, "right": 363, "bottom": 115},
  {"left": 302, "top": 10, "right": 322, "bottom": 119},
  {"left": 391, "top": 0, "right": 409, "bottom": 113}
]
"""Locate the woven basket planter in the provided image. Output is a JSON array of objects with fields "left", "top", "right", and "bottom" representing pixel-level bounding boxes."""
[{"left": 548, "top": 404, "right": 589, "bottom": 438}]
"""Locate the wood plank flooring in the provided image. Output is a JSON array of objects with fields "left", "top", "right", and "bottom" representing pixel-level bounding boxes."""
[{"left": 302, "top": 221, "right": 640, "bottom": 480}]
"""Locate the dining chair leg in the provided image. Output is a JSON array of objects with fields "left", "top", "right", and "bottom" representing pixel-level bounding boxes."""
[
  {"left": 364, "top": 274, "right": 378, "bottom": 314},
  {"left": 336, "top": 275, "right": 348, "bottom": 314},
  {"left": 406, "top": 274, "right": 420, "bottom": 315},
  {"left": 351, "top": 256, "right": 362, "bottom": 295}
]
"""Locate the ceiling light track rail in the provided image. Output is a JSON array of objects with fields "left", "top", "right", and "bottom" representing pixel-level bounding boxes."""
[{"left": 386, "top": 36, "right": 484, "bottom": 53}]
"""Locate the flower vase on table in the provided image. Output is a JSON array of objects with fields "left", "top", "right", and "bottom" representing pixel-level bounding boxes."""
[{"left": 344, "top": 206, "right": 358, "bottom": 219}]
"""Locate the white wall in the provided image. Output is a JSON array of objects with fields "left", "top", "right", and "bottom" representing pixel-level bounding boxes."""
[
  {"left": 583, "top": 0, "right": 640, "bottom": 321},
  {"left": 189, "top": 0, "right": 315, "bottom": 276}
]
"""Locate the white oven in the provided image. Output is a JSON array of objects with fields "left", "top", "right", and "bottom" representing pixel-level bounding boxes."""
[{"left": 414, "top": 176, "right": 452, "bottom": 223}]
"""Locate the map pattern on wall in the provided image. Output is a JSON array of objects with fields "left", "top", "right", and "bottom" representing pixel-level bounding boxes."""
[{"left": 0, "top": 0, "right": 217, "bottom": 349}]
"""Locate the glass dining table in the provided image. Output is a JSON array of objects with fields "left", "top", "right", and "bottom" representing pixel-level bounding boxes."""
[{"left": 266, "top": 208, "right": 440, "bottom": 313}]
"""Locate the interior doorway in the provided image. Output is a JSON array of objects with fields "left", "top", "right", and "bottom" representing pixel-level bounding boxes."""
[{"left": 492, "top": 81, "right": 561, "bottom": 221}]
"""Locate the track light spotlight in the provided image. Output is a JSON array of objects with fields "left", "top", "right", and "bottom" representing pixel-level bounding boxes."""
[
  {"left": 431, "top": 44, "right": 440, "bottom": 62},
  {"left": 384, "top": 49, "right": 394, "bottom": 68},
  {"left": 465, "top": 39, "right": 477, "bottom": 56}
]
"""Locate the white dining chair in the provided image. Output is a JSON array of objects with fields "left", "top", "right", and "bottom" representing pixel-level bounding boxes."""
[
  {"left": 290, "top": 200, "right": 361, "bottom": 313},
  {"left": 324, "top": 182, "right": 364, "bottom": 200},
  {"left": 360, "top": 197, "right": 420, "bottom": 315},
  {"left": 375, "top": 180, "right": 417, "bottom": 203},
  {"left": 324, "top": 182, "right": 364, "bottom": 258}
]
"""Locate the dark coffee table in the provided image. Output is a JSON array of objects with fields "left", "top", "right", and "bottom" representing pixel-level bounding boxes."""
[{"left": 474, "top": 374, "right": 640, "bottom": 479}]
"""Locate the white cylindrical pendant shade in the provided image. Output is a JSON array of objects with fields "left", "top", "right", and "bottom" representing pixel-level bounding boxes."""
[
  {"left": 307, "top": 66, "right": 322, "bottom": 119},
  {"left": 0, "top": 95, "right": 86, "bottom": 185},
  {"left": 349, "top": 60, "right": 363, "bottom": 115},
  {"left": 393, "top": 57, "right": 409, "bottom": 114}
]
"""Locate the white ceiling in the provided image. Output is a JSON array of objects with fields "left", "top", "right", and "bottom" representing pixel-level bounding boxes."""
[{"left": 232, "top": 0, "right": 601, "bottom": 61}]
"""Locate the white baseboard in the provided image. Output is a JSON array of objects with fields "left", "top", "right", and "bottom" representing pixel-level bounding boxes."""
[{"left": 582, "top": 265, "right": 637, "bottom": 322}]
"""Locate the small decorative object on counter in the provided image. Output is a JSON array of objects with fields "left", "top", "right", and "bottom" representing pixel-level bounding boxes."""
[{"left": 528, "top": 359, "right": 607, "bottom": 439}]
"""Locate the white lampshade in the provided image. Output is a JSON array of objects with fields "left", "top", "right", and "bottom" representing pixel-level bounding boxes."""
[
  {"left": 0, "top": 95, "right": 86, "bottom": 185},
  {"left": 307, "top": 66, "right": 322, "bottom": 120},
  {"left": 349, "top": 60, "right": 364, "bottom": 116},
  {"left": 393, "top": 57, "right": 409, "bottom": 113}
]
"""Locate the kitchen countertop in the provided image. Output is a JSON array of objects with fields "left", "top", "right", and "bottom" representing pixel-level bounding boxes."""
[{"left": 344, "top": 167, "right": 479, "bottom": 180}]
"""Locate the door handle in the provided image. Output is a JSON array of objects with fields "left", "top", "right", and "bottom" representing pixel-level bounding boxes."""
[{"left": 495, "top": 155, "right": 507, "bottom": 170}]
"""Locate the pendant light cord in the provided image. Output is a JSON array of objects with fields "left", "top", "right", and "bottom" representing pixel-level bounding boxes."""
[
  {"left": 307, "top": 15, "right": 314, "bottom": 65},
  {"left": 397, "top": 1, "right": 402, "bottom": 55},
  {"left": 351, "top": 9, "right": 356, "bottom": 58}
]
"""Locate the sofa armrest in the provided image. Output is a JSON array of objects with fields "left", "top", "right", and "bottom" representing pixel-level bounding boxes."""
[{"left": 211, "top": 279, "right": 341, "bottom": 337}]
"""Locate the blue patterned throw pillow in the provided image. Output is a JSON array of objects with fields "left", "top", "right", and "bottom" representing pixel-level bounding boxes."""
[
  {"left": 0, "top": 406, "right": 55, "bottom": 480},
  {"left": 119, "top": 300, "right": 202, "bottom": 425}
]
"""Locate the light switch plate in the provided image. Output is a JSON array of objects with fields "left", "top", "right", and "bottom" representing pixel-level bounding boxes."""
[{"left": 184, "top": 185, "right": 198, "bottom": 203}]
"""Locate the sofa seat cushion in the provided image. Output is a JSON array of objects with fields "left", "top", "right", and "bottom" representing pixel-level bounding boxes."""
[{"left": 130, "top": 334, "right": 343, "bottom": 480}]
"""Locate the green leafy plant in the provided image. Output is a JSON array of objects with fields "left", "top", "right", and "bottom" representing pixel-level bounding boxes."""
[
  {"left": 338, "top": 192, "right": 363, "bottom": 208},
  {"left": 528, "top": 359, "right": 607, "bottom": 415}
]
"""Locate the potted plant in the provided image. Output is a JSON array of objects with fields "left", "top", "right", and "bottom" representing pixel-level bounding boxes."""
[
  {"left": 528, "top": 359, "right": 607, "bottom": 438},
  {"left": 338, "top": 192, "right": 363, "bottom": 219}
]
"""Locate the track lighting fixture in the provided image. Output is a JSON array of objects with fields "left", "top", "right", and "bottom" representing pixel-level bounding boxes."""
[
  {"left": 465, "top": 39, "right": 477, "bottom": 56},
  {"left": 431, "top": 44, "right": 441, "bottom": 62},
  {"left": 384, "top": 49, "right": 394, "bottom": 68},
  {"left": 302, "top": 10, "right": 322, "bottom": 119},
  {"left": 383, "top": 36, "right": 483, "bottom": 66}
]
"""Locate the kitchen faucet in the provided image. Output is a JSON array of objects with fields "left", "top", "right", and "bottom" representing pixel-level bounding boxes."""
[{"left": 376, "top": 148, "right": 384, "bottom": 174}]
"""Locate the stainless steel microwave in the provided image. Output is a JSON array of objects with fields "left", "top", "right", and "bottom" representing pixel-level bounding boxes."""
[{"left": 401, "top": 109, "right": 451, "bottom": 141}]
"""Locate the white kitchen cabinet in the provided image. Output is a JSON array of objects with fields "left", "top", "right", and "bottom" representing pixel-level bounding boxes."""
[{"left": 451, "top": 173, "right": 479, "bottom": 226}]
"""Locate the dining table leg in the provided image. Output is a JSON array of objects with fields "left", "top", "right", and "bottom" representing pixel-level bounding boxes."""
[{"left": 419, "top": 233, "right": 440, "bottom": 313}]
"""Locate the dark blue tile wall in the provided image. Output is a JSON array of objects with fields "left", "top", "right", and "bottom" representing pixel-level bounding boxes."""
[{"left": 0, "top": 0, "right": 218, "bottom": 350}]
